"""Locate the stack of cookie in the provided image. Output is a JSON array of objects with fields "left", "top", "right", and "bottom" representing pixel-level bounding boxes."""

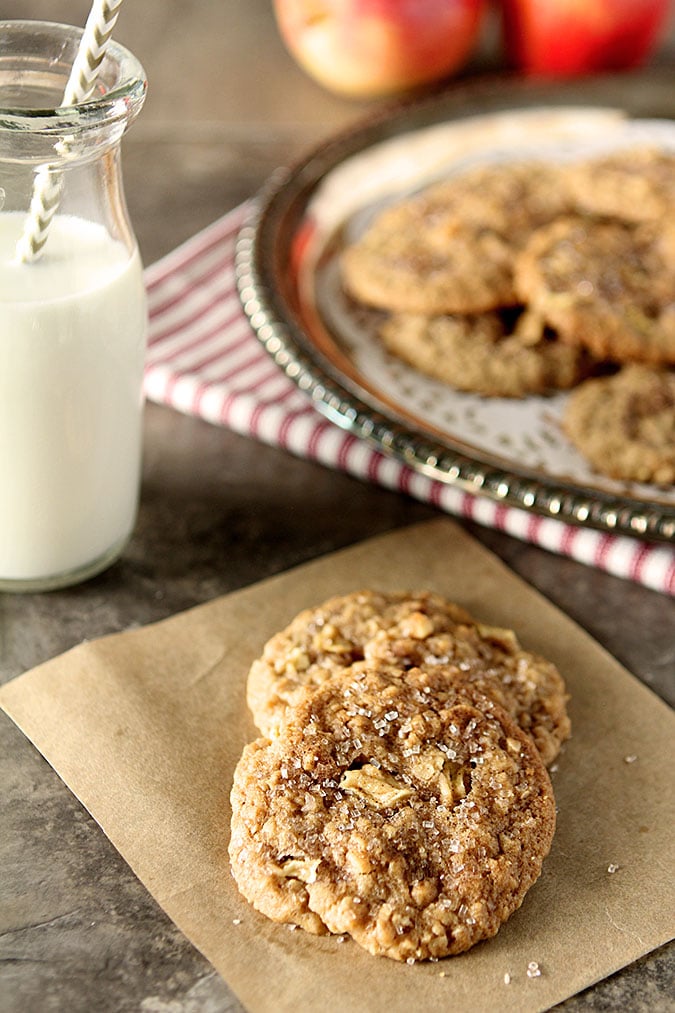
[
  {"left": 229, "top": 590, "right": 570, "bottom": 962},
  {"left": 340, "top": 148, "right": 675, "bottom": 485}
]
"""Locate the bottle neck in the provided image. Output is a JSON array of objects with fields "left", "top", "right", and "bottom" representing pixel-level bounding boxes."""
[
  {"left": 0, "top": 20, "right": 145, "bottom": 256},
  {"left": 0, "top": 20, "right": 146, "bottom": 164}
]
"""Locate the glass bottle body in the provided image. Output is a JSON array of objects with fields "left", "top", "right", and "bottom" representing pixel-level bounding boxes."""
[{"left": 0, "top": 21, "right": 147, "bottom": 591}]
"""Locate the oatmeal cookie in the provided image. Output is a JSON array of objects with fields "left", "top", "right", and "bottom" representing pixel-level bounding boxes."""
[
  {"left": 247, "top": 591, "right": 472, "bottom": 736},
  {"left": 563, "top": 365, "right": 675, "bottom": 484},
  {"left": 246, "top": 590, "right": 570, "bottom": 766},
  {"left": 229, "top": 664, "right": 556, "bottom": 962},
  {"left": 341, "top": 161, "right": 574, "bottom": 315},
  {"left": 567, "top": 147, "right": 675, "bottom": 224},
  {"left": 378, "top": 308, "right": 590, "bottom": 397},
  {"left": 515, "top": 217, "right": 675, "bottom": 365}
]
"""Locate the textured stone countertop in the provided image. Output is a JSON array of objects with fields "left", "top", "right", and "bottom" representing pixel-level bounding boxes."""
[{"left": 2, "top": 2, "right": 673, "bottom": 1010}]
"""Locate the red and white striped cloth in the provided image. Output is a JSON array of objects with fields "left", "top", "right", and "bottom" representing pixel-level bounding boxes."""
[{"left": 143, "top": 204, "right": 675, "bottom": 596}]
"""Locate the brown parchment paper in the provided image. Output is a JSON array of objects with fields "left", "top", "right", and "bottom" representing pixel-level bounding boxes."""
[{"left": 1, "top": 519, "right": 674, "bottom": 1013}]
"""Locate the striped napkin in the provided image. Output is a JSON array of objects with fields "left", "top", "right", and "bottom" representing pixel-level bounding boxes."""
[{"left": 143, "top": 204, "right": 674, "bottom": 596}]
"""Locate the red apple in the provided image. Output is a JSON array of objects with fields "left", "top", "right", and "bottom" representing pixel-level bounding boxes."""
[
  {"left": 501, "top": 0, "right": 671, "bottom": 76},
  {"left": 272, "top": 0, "right": 486, "bottom": 98}
]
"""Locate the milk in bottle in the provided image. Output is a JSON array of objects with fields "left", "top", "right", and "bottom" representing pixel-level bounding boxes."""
[{"left": 0, "top": 212, "right": 147, "bottom": 584}]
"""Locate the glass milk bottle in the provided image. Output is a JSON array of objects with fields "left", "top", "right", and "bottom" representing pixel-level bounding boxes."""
[{"left": 0, "top": 21, "right": 147, "bottom": 591}]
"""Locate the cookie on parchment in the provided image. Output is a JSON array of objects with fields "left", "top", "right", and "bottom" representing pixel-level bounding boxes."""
[
  {"left": 247, "top": 591, "right": 472, "bottom": 736},
  {"left": 341, "top": 161, "right": 574, "bottom": 315},
  {"left": 246, "top": 590, "right": 570, "bottom": 766},
  {"left": 563, "top": 365, "right": 675, "bottom": 485},
  {"left": 567, "top": 147, "right": 675, "bottom": 225},
  {"left": 365, "top": 614, "right": 570, "bottom": 769},
  {"left": 515, "top": 217, "right": 675, "bottom": 365},
  {"left": 378, "top": 308, "right": 590, "bottom": 398},
  {"left": 229, "top": 663, "right": 556, "bottom": 962}
]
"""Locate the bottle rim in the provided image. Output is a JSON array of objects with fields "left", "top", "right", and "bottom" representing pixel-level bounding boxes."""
[{"left": 0, "top": 20, "right": 147, "bottom": 136}]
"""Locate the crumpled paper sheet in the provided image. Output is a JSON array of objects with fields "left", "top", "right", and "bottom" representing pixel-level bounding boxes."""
[{"left": 1, "top": 519, "right": 673, "bottom": 1013}]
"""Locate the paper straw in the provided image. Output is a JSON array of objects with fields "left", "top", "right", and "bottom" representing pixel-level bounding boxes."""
[{"left": 15, "top": 0, "right": 125, "bottom": 263}]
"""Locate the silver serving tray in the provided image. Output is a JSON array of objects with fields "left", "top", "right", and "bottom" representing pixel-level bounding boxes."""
[{"left": 236, "top": 74, "right": 675, "bottom": 542}]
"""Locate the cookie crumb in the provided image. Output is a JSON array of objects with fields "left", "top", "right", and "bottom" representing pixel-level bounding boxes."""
[
  {"left": 406, "top": 956, "right": 416, "bottom": 965},
  {"left": 504, "top": 972, "right": 511, "bottom": 985},
  {"left": 624, "top": 754, "right": 638, "bottom": 764},
  {"left": 607, "top": 863, "right": 620, "bottom": 874},
  {"left": 527, "top": 960, "right": 541, "bottom": 978},
  {"left": 232, "top": 918, "right": 241, "bottom": 926}
]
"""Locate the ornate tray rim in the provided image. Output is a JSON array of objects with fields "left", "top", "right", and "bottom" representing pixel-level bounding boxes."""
[{"left": 235, "top": 73, "right": 675, "bottom": 544}]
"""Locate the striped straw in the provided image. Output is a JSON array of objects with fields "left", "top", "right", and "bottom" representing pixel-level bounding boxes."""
[{"left": 15, "top": 0, "right": 125, "bottom": 263}]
